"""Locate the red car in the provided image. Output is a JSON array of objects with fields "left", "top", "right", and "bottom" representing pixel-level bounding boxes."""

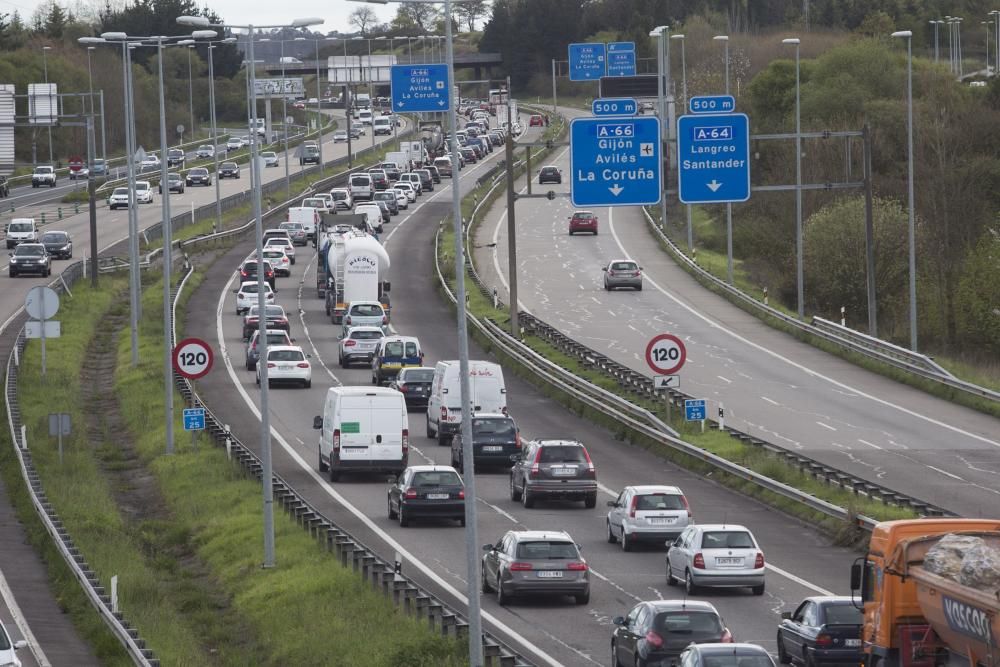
[
  {"left": 568, "top": 210, "right": 598, "bottom": 235},
  {"left": 529, "top": 114, "right": 545, "bottom": 127}
]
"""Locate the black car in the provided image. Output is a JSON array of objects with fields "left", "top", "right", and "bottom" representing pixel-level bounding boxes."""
[
  {"left": 777, "top": 596, "right": 863, "bottom": 667},
  {"left": 612, "top": 600, "right": 732, "bottom": 667},
  {"left": 166, "top": 148, "right": 186, "bottom": 167},
  {"left": 186, "top": 168, "right": 211, "bottom": 186},
  {"left": 8, "top": 243, "right": 51, "bottom": 277},
  {"left": 461, "top": 147, "right": 477, "bottom": 163},
  {"left": 299, "top": 144, "right": 320, "bottom": 165},
  {"left": 451, "top": 414, "right": 520, "bottom": 469},
  {"left": 39, "top": 231, "right": 73, "bottom": 259},
  {"left": 680, "top": 643, "right": 776, "bottom": 667},
  {"left": 159, "top": 172, "right": 185, "bottom": 194},
  {"left": 425, "top": 165, "right": 441, "bottom": 184},
  {"left": 218, "top": 161, "right": 241, "bottom": 179},
  {"left": 373, "top": 191, "right": 399, "bottom": 216},
  {"left": 389, "top": 366, "right": 434, "bottom": 410},
  {"left": 373, "top": 200, "right": 392, "bottom": 225},
  {"left": 241, "top": 305, "right": 290, "bottom": 341},
  {"left": 539, "top": 165, "right": 562, "bottom": 184},
  {"left": 239, "top": 260, "right": 275, "bottom": 290},
  {"left": 387, "top": 466, "right": 465, "bottom": 527}
]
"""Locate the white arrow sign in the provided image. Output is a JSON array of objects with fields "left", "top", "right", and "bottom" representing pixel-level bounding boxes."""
[
  {"left": 609, "top": 184, "right": 624, "bottom": 196},
  {"left": 707, "top": 180, "right": 723, "bottom": 192}
]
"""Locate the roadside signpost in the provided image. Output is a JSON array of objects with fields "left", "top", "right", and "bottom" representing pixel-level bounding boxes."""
[
  {"left": 569, "top": 116, "right": 661, "bottom": 207},
  {"left": 684, "top": 399, "right": 707, "bottom": 421},
  {"left": 172, "top": 337, "right": 214, "bottom": 380},
  {"left": 568, "top": 43, "right": 607, "bottom": 81},
  {"left": 25, "top": 286, "right": 60, "bottom": 376},
  {"left": 677, "top": 110, "right": 751, "bottom": 204},
  {"left": 688, "top": 95, "right": 736, "bottom": 114},
  {"left": 607, "top": 42, "right": 637, "bottom": 77},
  {"left": 183, "top": 408, "right": 205, "bottom": 431},
  {"left": 653, "top": 375, "right": 680, "bottom": 389},
  {"left": 591, "top": 97, "right": 637, "bottom": 117},
  {"left": 644, "top": 333, "right": 687, "bottom": 375},
  {"left": 390, "top": 64, "right": 450, "bottom": 112}
]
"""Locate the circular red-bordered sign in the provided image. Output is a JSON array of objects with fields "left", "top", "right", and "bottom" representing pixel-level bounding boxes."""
[
  {"left": 172, "top": 337, "right": 214, "bottom": 380},
  {"left": 644, "top": 334, "right": 687, "bottom": 375}
]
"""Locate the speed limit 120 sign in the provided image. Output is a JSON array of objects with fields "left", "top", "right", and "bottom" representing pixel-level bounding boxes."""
[
  {"left": 172, "top": 337, "right": 214, "bottom": 380},
  {"left": 645, "top": 334, "right": 687, "bottom": 376}
]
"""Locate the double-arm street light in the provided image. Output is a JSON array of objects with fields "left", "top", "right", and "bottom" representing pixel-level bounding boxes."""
[
  {"left": 782, "top": 38, "right": 805, "bottom": 320},
  {"left": 295, "top": 35, "right": 340, "bottom": 177},
  {"left": 258, "top": 37, "right": 294, "bottom": 200},
  {"left": 892, "top": 30, "right": 918, "bottom": 352},
  {"left": 205, "top": 36, "right": 238, "bottom": 231},
  {"left": 41, "top": 45, "right": 53, "bottom": 164},
  {"left": 179, "top": 14, "right": 324, "bottom": 571},
  {"left": 713, "top": 34, "right": 735, "bottom": 285},
  {"left": 990, "top": 11, "right": 1000, "bottom": 75}
]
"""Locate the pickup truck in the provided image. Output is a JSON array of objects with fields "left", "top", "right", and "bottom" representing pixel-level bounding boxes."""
[{"left": 31, "top": 166, "right": 57, "bottom": 188}]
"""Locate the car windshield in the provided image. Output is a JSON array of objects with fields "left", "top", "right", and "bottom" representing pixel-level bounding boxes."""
[
  {"left": 135, "top": 182, "right": 149, "bottom": 191},
  {"left": 824, "top": 604, "right": 862, "bottom": 625},
  {"left": 262, "top": 152, "right": 276, "bottom": 158},
  {"left": 269, "top": 349, "right": 304, "bottom": 362},
  {"left": 473, "top": 418, "right": 515, "bottom": 437},
  {"left": 611, "top": 261, "right": 637, "bottom": 271},
  {"left": 350, "top": 330, "right": 383, "bottom": 340},
  {"left": 573, "top": 212, "right": 594, "bottom": 219},
  {"left": 263, "top": 250, "right": 284, "bottom": 259},
  {"left": 281, "top": 223, "right": 303, "bottom": 230},
  {"left": 36, "top": 167, "right": 53, "bottom": 173},
  {"left": 701, "top": 531, "right": 755, "bottom": 549},
  {"left": 9, "top": 222, "right": 32, "bottom": 232},
  {"left": 265, "top": 238, "right": 290, "bottom": 247},
  {"left": 654, "top": 611, "right": 723, "bottom": 635},
  {"left": 538, "top": 445, "right": 587, "bottom": 463},
  {"left": 222, "top": 162, "right": 237, "bottom": 169},
  {"left": 332, "top": 191, "right": 347, "bottom": 200},
  {"left": 350, "top": 176, "right": 370, "bottom": 185},
  {"left": 515, "top": 541, "right": 578, "bottom": 560},
  {"left": 401, "top": 369, "right": 433, "bottom": 382},
  {"left": 264, "top": 306, "right": 284, "bottom": 318},
  {"left": 350, "top": 304, "right": 383, "bottom": 317},
  {"left": 303, "top": 199, "right": 323, "bottom": 207},
  {"left": 265, "top": 333, "right": 289, "bottom": 345},
  {"left": 15, "top": 245, "right": 44, "bottom": 256},
  {"left": 191, "top": 169, "right": 207, "bottom": 175},
  {"left": 411, "top": 471, "right": 462, "bottom": 487},
  {"left": 635, "top": 494, "right": 686, "bottom": 511},
  {"left": 42, "top": 233, "right": 67, "bottom": 243},
  {"left": 113, "top": 188, "right": 129, "bottom": 196},
  {"left": 702, "top": 654, "right": 773, "bottom": 667},
  {"left": 240, "top": 283, "right": 268, "bottom": 294}
]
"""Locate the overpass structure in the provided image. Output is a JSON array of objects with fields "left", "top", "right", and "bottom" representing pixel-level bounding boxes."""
[{"left": 264, "top": 52, "right": 503, "bottom": 82}]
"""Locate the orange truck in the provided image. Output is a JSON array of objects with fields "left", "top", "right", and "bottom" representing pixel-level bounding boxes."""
[{"left": 851, "top": 518, "right": 1000, "bottom": 667}]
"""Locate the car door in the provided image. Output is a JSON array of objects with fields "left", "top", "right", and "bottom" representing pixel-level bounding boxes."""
[
  {"left": 615, "top": 603, "right": 644, "bottom": 664},
  {"left": 389, "top": 470, "right": 407, "bottom": 513},
  {"left": 609, "top": 490, "right": 628, "bottom": 537},
  {"left": 669, "top": 527, "right": 694, "bottom": 578},
  {"left": 512, "top": 443, "right": 532, "bottom": 492},
  {"left": 485, "top": 534, "right": 508, "bottom": 585},
  {"left": 784, "top": 601, "right": 812, "bottom": 656}
]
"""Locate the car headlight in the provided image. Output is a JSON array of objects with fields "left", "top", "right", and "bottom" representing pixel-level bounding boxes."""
[{"left": 10, "top": 258, "right": 17, "bottom": 263}]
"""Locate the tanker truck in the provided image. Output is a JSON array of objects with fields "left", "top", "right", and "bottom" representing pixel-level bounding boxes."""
[
  {"left": 317, "top": 225, "right": 391, "bottom": 324},
  {"left": 851, "top": 519, "right": 1000, "bottom": 667}
]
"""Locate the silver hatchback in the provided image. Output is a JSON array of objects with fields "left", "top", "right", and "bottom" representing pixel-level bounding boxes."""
[
  {"left": 607, "top": 485, "right": 693, "bottom": 551},
  {"left": 603, "top": 259, "right": 643, "bottom": 291},
  {"left": 666, "top": 524, "right": 766, "bottom": 596},
  {"left": 481, "top": 530, "right": 589, "bottom": 605}
]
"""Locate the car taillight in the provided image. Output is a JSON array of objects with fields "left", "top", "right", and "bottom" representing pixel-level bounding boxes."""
[
  {"left": 267, "top": 362, "right": 276, "bottom": 368},
  {"left": 693, "top": 553, "right": 705, "bottom": 569},
  {"left": 515, "top": 432, "right": 521, "bottom": 449},
  {"left": 404, "top": 488, "right": 417, "bottom": 499},
  {"left": 345, "top": 316, "right": 352, "bottom": 325},
  {"left": 567, "top": 562, "right": 588, "bottom": 571},
  {"left": 402, "top": 428, "right": 409, "bottom": 454},
  {"left": 633, "top": 271, "right": 641, "bottom": 277},
  {"left": 296, "top": 362, "right": 309, "bottom": 368},
  {"left": 381, "top": 316, "right": 387, "bottom": 325},
  {"left": 457, "top": 489, "right": 465, "bottom": 499},
  {"left": 815, "top": 634, "right": 833, "bottom": 648},
  {"left": 629, "top": 496, "right": 638, "bottom": 518},
  {"left": 581, "top": 446, "right": 595, "bottom": 478},
  {"left": 681, "top": 494, "right": 692, "bottom": 518},
  {"left": 509, "top": 562, "right": 532, "bottom": 571},
  {"left": 440, "top": 407, "right": 449, "bottom": 422},
  {"left": 398, "top": 384, "right": 408, "bottom": 393},
  {"left": 344, "top": 340, "right": 356, "bottom": 347},
  {"left": 644, "top": 631, "right": 664, "bottom": 649},
  {"left": 501, "top": 405, "right": 508, "bottom": 415},
  {"left": 332, "top": 428, "right": 341, "bottom": 452},
  {"left": 529, "top": 446, "right": 542, "bottom": 478},
  {"left": 721, "top": 628, "right": 734, "bottom": 643},
  {"left": 754, "top": 552, "right": 765, "bottom": 569},
  {"left": 608, "top": 270, "right": 616, "bottom": 276}
]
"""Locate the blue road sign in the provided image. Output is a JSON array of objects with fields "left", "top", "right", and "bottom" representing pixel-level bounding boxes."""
[
  {"left": 677, "top": 112, "right": 751, "bottom": 204},
  {"left": 607, "top": 42, "right": 636, "bottom": 77},
  {"left": 684, "top": 399, "right": 707, "bottom": 422},
  {"left": 390, "top": 64, "right": 450, "bottom": 112},
  {"left": 592, "top": 97, "right": 637, "bottom": 117},
  {"left": 568, "top": 43, "right": 606, "bottom": 81},
  {"left": 570, "top": 116, "right": 661, "bottom": 207},
  {"left": 183, "top": 408, "right": 206, "bottom": 431},
  {"left": 689, "top": 95, "right": 736, "bottom": 114}
]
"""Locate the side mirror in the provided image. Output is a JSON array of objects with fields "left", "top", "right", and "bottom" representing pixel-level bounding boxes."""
[
  {"left": 850, "top": 562, "right": 862, "bottom": 591},
  {"left": 312, "top": 415, "right": 323, "bottom": 430},
  {"left": 13, "top": 640, "right": 27, "bottom": 650},
  {"left": 482, "top": 544, "right": 494, "bottom": 552},
  {"left": 613, "top": 616, "right": 625, "bottom": 626},
  {"left": 781, "top": 612, "right": 792, "bottom": 621},
  {"left": 290, "top": 338, "right": 297, "bottom": 342},
  {"left": 601, "top": 266, "right": 608, "bottom": 272},
  {"left": 606, "top": 500, "right": 617, "bottom": 507},
  {"left": 233, "top": 289, "right": 239, "bottom": 293},
  {"left": 387, "top": 475, "right": 396, "bottom": 484},
  {"left": 306, "top": 354, "right": 312, "bottom": 358}
]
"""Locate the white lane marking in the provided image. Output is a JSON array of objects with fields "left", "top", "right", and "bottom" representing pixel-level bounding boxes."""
[
  {"left": 761, "top": 396, "right": 780, "bottom": 406},
  {"left": 0, "top": 566, "right": 51, "bottom": 667},
  {"left": 926, "top": 465, "right": 964, "bottom": 481},
  {"left": 765, "top": 563, "right": 835, "bottom": 596},
  {"left": 603, "top": 209, "right": 1000, "bottom": 451},
  {"left": 478, "top": 498, "right": 519, "bottom": 523},
  {"left": 816, "top": 421, "right": 837, "bottom": 432},
  {"left": 588, "top": 568, "right": 640, "bottom": 601},
  {"left": 295, "top": 252, "right": 341, "bottom": 384},
  {"left": 215, "top": 233, "right": 565, "bottom": 667},
  {"left": 717, "top": 375, "right": 732, "bottom": 384},
  {"left": 857, "top": 439, "right": 883, "bottom": 451}
]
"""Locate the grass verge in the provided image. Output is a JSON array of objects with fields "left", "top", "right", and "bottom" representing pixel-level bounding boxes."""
[{"left": 14, "top": 268, "right": 466, "bottom": 665}]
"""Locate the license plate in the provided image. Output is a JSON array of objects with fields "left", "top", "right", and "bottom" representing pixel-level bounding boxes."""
[
  {"left": 715, "top": 557, "right": 744, "bottom": 566},
  {"left": 536, "top": 571, "right": 563, "bottom": 578},
  {"left": 481, "top": 445, "right": 503, "bottom": 452},
  {"left": 551, "top": 467, "right": 576, "bottom": 476},
  {"left": 280, "top": 364, "right": 293, "bottom": 370},
  {"left": 426, "top": 493, "right": 449, "bottom": 500},
  {"left": 649, "top": 517, "right": 676, "bottom": 524},
  {"left": 844, "top": 640, "right": 861, "bottom": 647}
]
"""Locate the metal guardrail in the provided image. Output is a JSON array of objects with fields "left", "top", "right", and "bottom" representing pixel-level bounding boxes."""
[
  {"left": 810, "top": 317, "right": 954, "bottom": 377},
  {"left": 640, "top": 209, "right": 1000, "bottom": 405},
  {"left": 3, "top": 260, "right": 159, "bottom": 666}
]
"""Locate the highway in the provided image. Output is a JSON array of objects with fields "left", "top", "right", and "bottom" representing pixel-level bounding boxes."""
[
  {"left": 478, "top": 106, "right": 1000, "bottom": 520},
  {"left": 181, "top": 117, "right": 860, "bottom": 666}
]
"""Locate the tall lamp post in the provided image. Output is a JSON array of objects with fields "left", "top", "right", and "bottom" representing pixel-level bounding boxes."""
[
  {"left": 782, "top": 38, "right": 804, "bottom": 320},
  {"left": 187, "top": 44, "right": 196, "bottom": 141},
  {"left": 892, "top": 30, "right": 918, "bottom": 352},
  {"left": 295, "top": 36, "right": 339, "bottom": 177},
  {"left": 930, "top": 20, "right": 943, "bottom": 63},
  {"left": 671, "top": 33, "right": 693, "bottom": 252},
  {"left": 207, "top": 37, "right": 237, "bottom": 232},
  {"left": 990, "top": 10, "right": 1000, "bottom": 76},
  {"left": 259, "top": 37, "right": 292, "bottom": 200},
  {"left": 41, "top": 45, "right": 53, "bottom": 164},
  {"left": 982, "top": 21, "right": 993, "bottom": 75},
  {"left": 179, "top": 14, "right": 324, "bottom": 570},
  {"left": 650, "top": 26, "right": 668, "bottom": 233},
  {"left": 714, "top": 34, "right": 734, "bottom": 285}
]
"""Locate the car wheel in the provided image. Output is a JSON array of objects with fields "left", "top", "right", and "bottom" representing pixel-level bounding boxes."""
[
  {"left": 458, "top": 516, "right": 465, "bottom": 527},
  {"left": 604, "top": 282, "right": 610, "bottom": 291},
  {"left": 607, "top": 521, "right": 617, "bottom": 544},
  {"left": 338, "top": 355, "right": 345, "bottom": 368},
  {"left": 509, "top": 475, "right": 522, "bottom": 501},
  {"left": 387, "top": 495, "right": 397, "bottom": 520},
  {"left": 496, "top": 578, "right": 509, "bottom": 606},
  {"left": 304, "top": 379, "right": 311, "bottom": 389},
  {"left": 752, "top": 582, "right": 766, "bottom": 596},
  {"left": 8, "top": 270, "right": 15, "bottom": 278},
  {"left": 398, "top": 505, "right": 409, "bottom": 527},
  {"left": 318, "top": 449, "right": 328, "bottom": 473},
  {"left": 255, "top": 374, "right": 260, "bottom": 386},
  {"left": 328, "top": 467, "right": 340, "bottom": 482},
  {"left": 575, "top": 590, "right": 589, "bottom": 605},
  {"left": 584, "top": 493, "right": 597, "bottom": 509},
  {"left": 776, "top": 634, "right": 791, "bottom": 664},
  {"left": 425, "top": 415, "right": 435, "bottom": 438},
  {"left": 372, "top": 375, "right": 378, "bottom": 385},
  {"left": 666, "top": 562, "right": 677, "bottom": 586},
  {"left": 245, "top": 360, "right": 253, "bottom": 371},
  {"left": 437, "top": 432, "right": 449, "bottom": 447},
  {"left": 621, "top": 530, "right": 633, "bottom": 552},
  {"left": 521, "top": 485, "right": 534, "bottom": 508},
  {"left": 804, "top": 650, "right": 817, "bottom": 667},
  {"left": 685, "top": 570, "right": 699, "bottom": 595},
  {"left": 637, "top": 284, "right": 643, "bottom": 291},
  {"left": 481, "top": 567, "right": 493, "bottom": 593},
  {"left": 450, "top": 447, "right": 459, "bottom": 468}
]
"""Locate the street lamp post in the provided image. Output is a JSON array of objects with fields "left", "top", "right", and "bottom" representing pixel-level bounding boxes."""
[
  {"left": 990, "top": 11, "right": 1000, "bottom": 76},
  {"left": 671, "top": 33, "right": 693, "bottom": 252},
  {"left": 41, "top": 45, "right": 53, "bottom": 164},
  {"left": 930, "top": 20, "right": 942, "bottom": 63},
  {"left": 783, "top": 38, "right": 805, "bottom": 320},
  {"left": 207, "top": 37, "right": 237, "bottom": 232},
  {"left": 892, "top": 30, "right": 918, "bottom": 352},
  {"left": 179, "top": 14, "right": 324, "bottom": 570},
  {"left": 714, "top": 34, "right": 734, "bottom": 285},
  {"left": 187, "top": 44, "right": 196, "bottom": 140},
  {"left": 261, "top": 37, "right": 292, "bottom": 200},
  {"left": 296, "top": 36, "right": 338, "bottom": 177},
  {"left": 649, "top": 26, "right": 669, "bottom": 233},
  {"left": 982, "top": 21, "right": 993, "bottom": 75}
]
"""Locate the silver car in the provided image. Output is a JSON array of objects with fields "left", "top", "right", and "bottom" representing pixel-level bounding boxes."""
[
  {"left": 338, "top": 326, "right": 385, "bottom": 368},
  {"left": 341, "top": 301, "right": 388, "bottom": 337},
  {"left": 603, "top": 259, "right": 643, "bottom": 291},
  {"left": 509, "top": 439, "right": 598, "bottom": 508},
  {"left": 666, "top": 524, "right": 766, "bottom": 596},
  {"left": 481, "top": 530, "right": 590, "bottom": 605},
  {"left": 607, "top": 485, "right": 692, "bottom": 551}
]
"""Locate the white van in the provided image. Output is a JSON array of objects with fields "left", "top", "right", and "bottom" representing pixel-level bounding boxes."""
[
  {"left": 5, "top": 218, "right": 37, "bottom": 248},
  {"left": 314, "top": 386, "right": 409, "bottom": 481},
  {"left": 354, "top": 204, "right": 384, "bottom": 234},
  {"left": 373, "top": 116, "right": 392, "bottom": 135},
  {"left": 358, "top": 109, "right": 374, "bottom": 125},
  {"left": 349, "top": 172, "right": 374, "bottom": 202},
  {"left": 286, "top": 206, "right": 320, "bottom": 241},
  {"left": 426, "top": 360, "right": 507, "bottom": 446}
]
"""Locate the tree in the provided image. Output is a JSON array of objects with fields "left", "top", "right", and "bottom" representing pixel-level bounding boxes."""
[
  {"left": 349, "top": 6, "right": 377, "bottom": 36},
  {"left": 44, "top": 4, "right": 68, "bottom": 37},
  {"left": 454, "top": 0, "right": 489, "bottom": 32},
  {"left": 954, "top": 227, "right": 1000, "bottom": 355},
  {"left": 399, "top": 4, "right": 438, "bottom": 33}
]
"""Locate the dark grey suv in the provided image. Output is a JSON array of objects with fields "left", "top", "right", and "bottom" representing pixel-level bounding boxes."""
[
  {"left": 451, "top": 414, "right": 520, "bottom": 469},
  {"left": 481, "top": 530, "right": 589, "bottom": 605},
  {"left": 509, "top": 439, "right": 598, "bottom": 508}
]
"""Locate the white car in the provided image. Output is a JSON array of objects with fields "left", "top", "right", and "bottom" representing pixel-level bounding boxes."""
[
  {"left": 301, "top": 196, "right": 333, "bottom": 216},
  {"left": 240, "top": 135, "right": 251, "bottom": 147},
  {"left": 338, "top": 326, "right": 385, "bottom": 368},
  {"left": 393, "top": 182, "right": 417, "bottom": 203},
  {"left": 314, "top": 193, "right": 335, "bottom": 211},
  {"left": 330, "top": 188, "right": 353, "bottom": 210},
  {"left": 392, "top": 188, "right": 409, "bottom": 210},
  {"left": 139, "top": 154, "right": 160, "bottom": 171},
  {"left": 234, "top": 280, "right": 275, "bottom": 315},
  {"left": 261, "top": 151, "right": 279, "bottom": 167},
  {"left": 666, "top": 524, "right": 766, "bottom": 596},
  {"left": 196, "top": 144, "right": 215, "bottom": 159},
  {"left": 107, "top": 187, "right": 132, "bottom": 210},
  {"left": 0, "top": 618, "right": 26, "bottom": 667},
  {"left": 607, "top": 485, "right": 692, "bottom": 552},
  {"left": 260, "top": 248, "right": 291, "bottom": 276},
  {"left": 226, "top": 137, "right": 242, "bottom": 151},
  {"left": 134, "top": 181, "right": 154, "bottom": 204},
  {"left": 264, "top": 237, "right": 296, "bottom": 264},
  {"left": 333, "top": 130, "right": 348, "bottom": 143},
  {"left": 256, "top": 345, "right": 311, "bottom": 388}
]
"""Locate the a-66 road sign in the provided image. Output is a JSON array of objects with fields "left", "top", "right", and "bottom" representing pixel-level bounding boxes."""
[
  {"left": 645, "top": 334, "right": 687, "bottom": 376},
  {"left": 172, "top": 337, "right": 214, "bottom": 380}
]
